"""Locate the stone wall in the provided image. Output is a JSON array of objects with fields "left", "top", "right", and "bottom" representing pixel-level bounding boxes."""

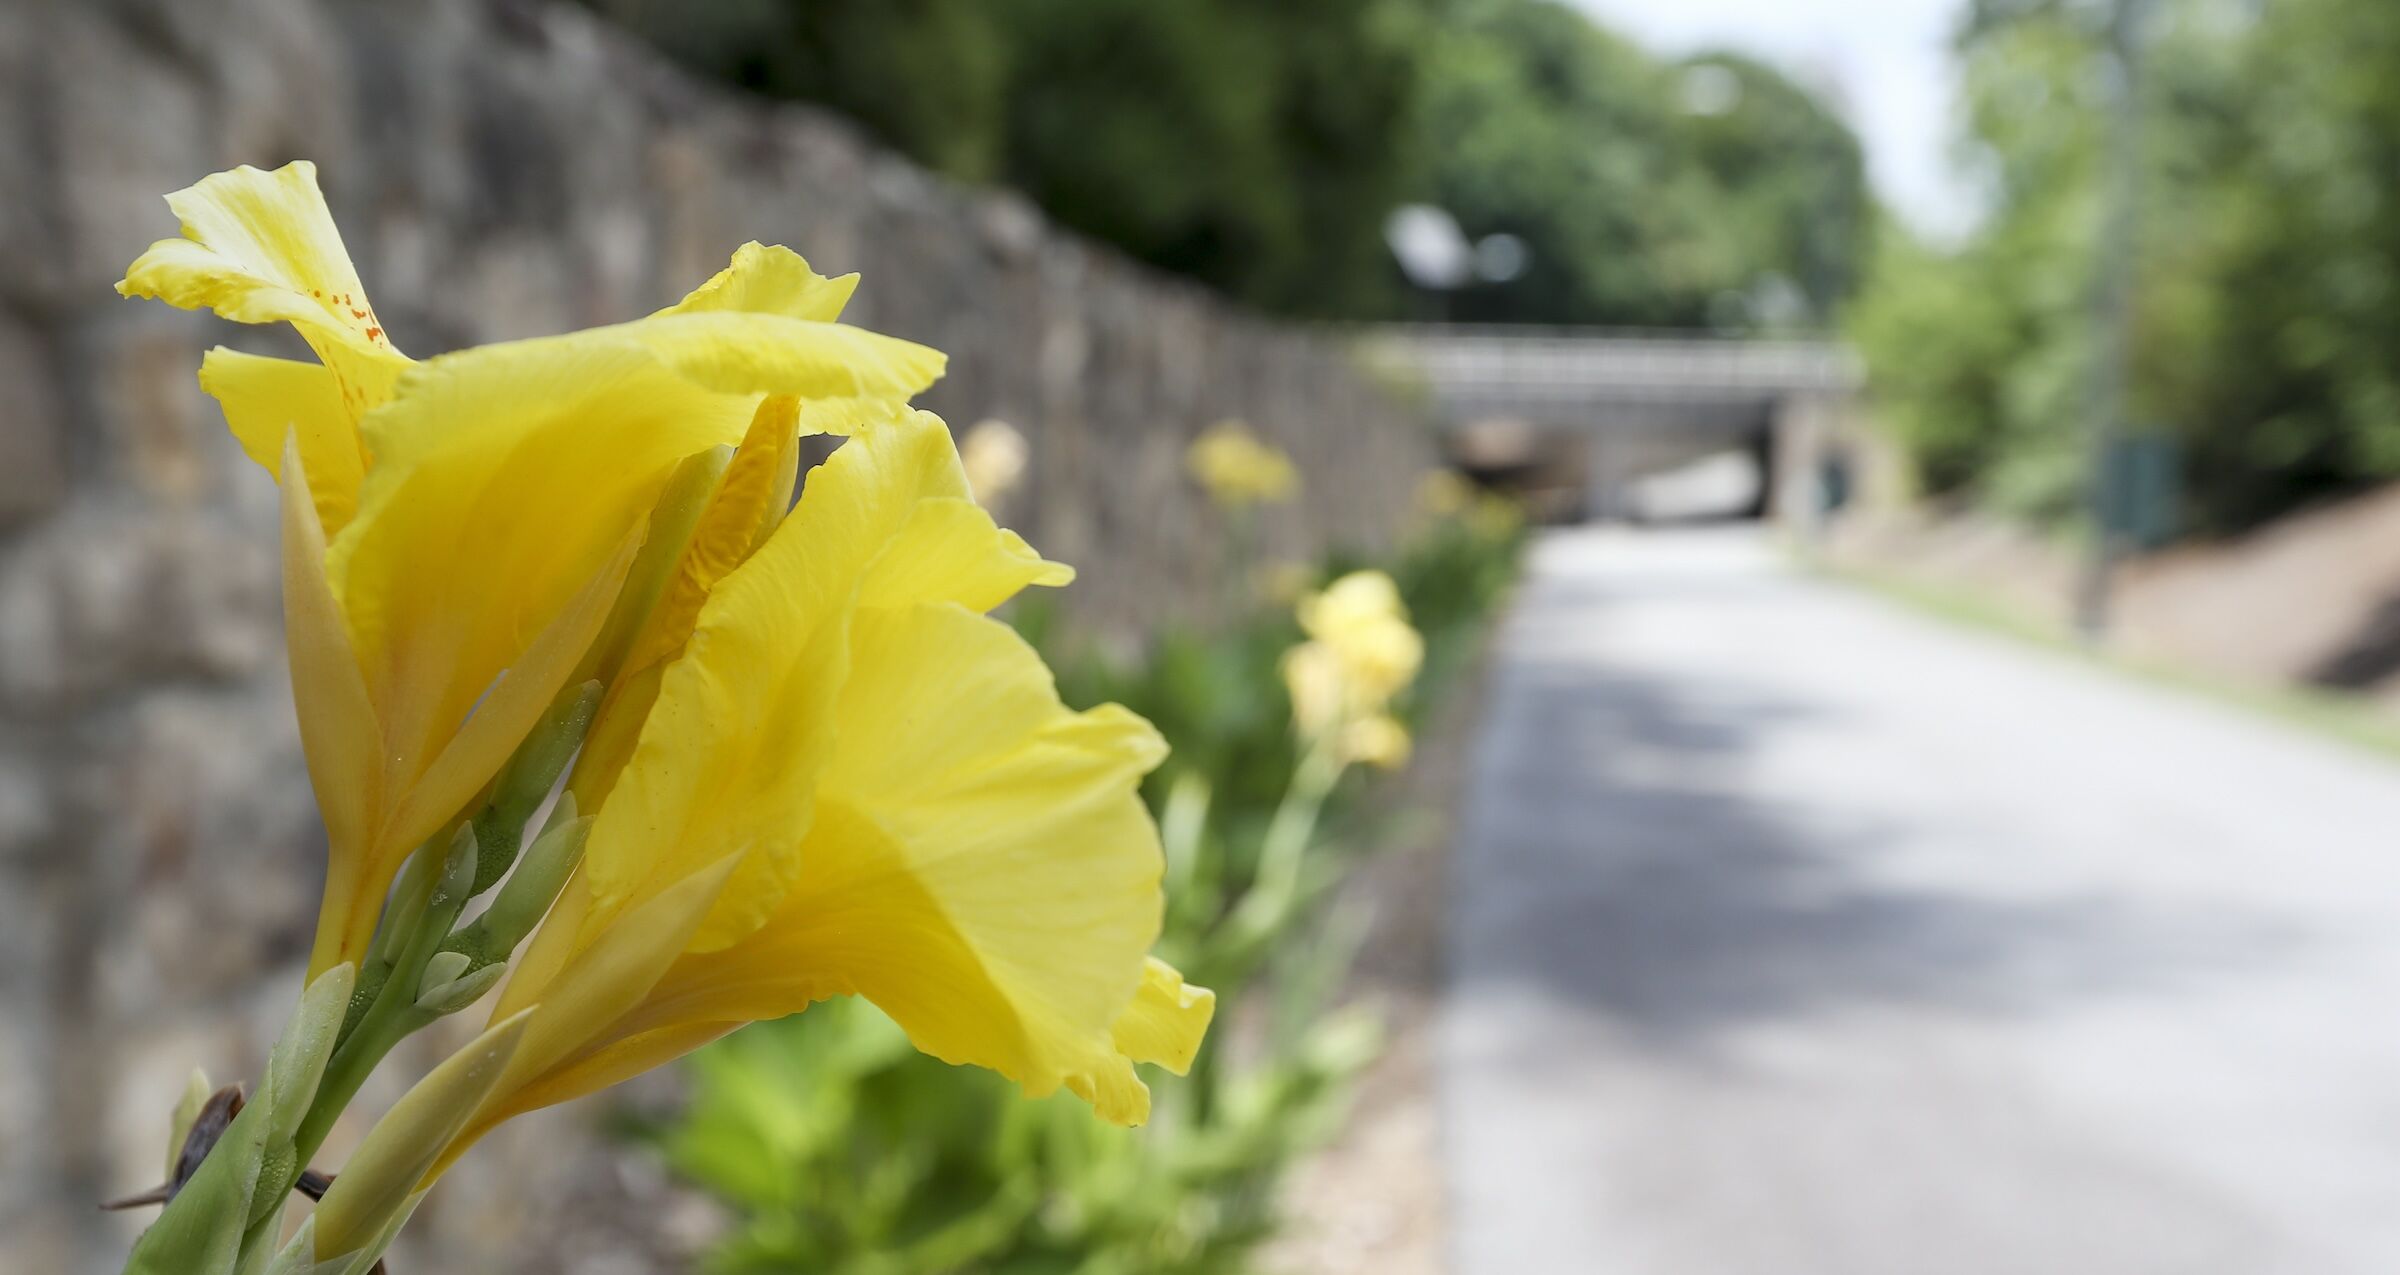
[{"left": 0, "top": 0, "right": 1435, "bottom": 1268}]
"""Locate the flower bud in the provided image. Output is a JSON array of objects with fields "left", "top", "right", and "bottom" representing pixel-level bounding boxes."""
[{"left": 473, "top": 799, "right": 592, "bottom": 959}]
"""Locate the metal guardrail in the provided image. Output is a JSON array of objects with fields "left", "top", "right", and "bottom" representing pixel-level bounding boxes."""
[{"left": 1357, "top": 325, "right": 1862, "bottom": 412}]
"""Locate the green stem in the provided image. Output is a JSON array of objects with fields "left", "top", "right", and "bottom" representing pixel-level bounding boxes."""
[
  {"left": 291, "top": 985, "right": 430, "bottom": 1178},
  {"left": 1228, "top": 739, "right": 1343, "bottom": 947},
  {"left": 287, "top": 827, "right": 474, "bottom": 1185}
]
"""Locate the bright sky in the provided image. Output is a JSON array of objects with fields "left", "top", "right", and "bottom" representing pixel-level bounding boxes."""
[{"left": 1574, "top": 0, "right": 1975, "bottom": 235}]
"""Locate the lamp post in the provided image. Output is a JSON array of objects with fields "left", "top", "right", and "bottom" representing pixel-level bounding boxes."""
[{"left": 2075, "top": 0, "right": 2149, "bottom": 643}]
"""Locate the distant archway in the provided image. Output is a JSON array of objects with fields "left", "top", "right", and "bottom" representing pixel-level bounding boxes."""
[{"left": 1358, "top": 326, "right": 1860, "bottom": 528}]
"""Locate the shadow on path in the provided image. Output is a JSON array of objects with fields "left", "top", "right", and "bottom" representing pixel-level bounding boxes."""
[{"left": 1452, "top": 640, "right": 2296, "bottom": 1061}]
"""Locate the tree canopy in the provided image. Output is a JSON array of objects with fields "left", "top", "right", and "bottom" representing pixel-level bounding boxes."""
[
  {"left": 1851, "top": 0, "right": 2400, "bottom": 535},
  {"left": 581, "top": 0, "right": 1873, "bottom": 329}
]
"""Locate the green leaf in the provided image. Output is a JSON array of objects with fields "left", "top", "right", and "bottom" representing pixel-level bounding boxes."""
[
  {"left": 262, "top": 965, "right": 356, "bottom": 1152},
  {"left": 256, "top": 1216, "right": 312, "bottom": 1275},
  {"left": 313, "top": 1009, "right": 532, "bottom": 1261},
  {"left": 123, "top": 1070, "right": 276, "bottom": 1275},
  {"left": 245, "top": 964, "right": 358, "bottom": 1233}
]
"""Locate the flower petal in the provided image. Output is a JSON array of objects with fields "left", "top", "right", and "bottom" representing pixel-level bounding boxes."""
[
  {"left": 503, "top": 852, "right": 740, "bottom": 1090},
  {"left": 858, "top": 498, "right": 1074, "bottom": 614},
  {"left": 1110, "top": 957, "right": 1215, "bottom": 1075},
  {"left": 279, "top": 438, "right": 384, "bottom": 977},
  {"left": 382, "top": 523, "right": 641, "bottom": 858},
  {"left": 202, "top": 348, "right": 365, "bottom": 533},
  {"left": 659, "top": 242, "right": 859, "bottom": 323},
  {"left": 576, "top": 411, "right": 1075, "bottom": 949},
  {"left": 601, "top": 603, "right": 1176, "bottom": 1124},
  {"left": 118, "top": 161, "right": 408, "bottom": 425},
  {"left": 314, "top": 1009, "right": 531, "bottom": 1261}
]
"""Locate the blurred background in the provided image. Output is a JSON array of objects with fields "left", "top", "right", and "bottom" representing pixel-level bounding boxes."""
[{"left": 12, "top": 0, "right": 2400, "bottom": 1270}]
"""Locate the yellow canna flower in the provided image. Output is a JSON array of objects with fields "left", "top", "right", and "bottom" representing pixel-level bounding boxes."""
[
  {"left": 415, "top": 410, "right": 1210, "bottom": 1190},
  {"left": 1185, "top": 419, "right": 1299, "bottom": 509},
  {"left": 120, "top": 162, "right": 943, "bottom": 977},
  {"left": 1283, "top": 569, "right": 1423, "bottom": 762},
  {"left": 123, "top": 160, "right": 1215, "bottom": 1274},
  {"left": 1339, "top": 713, "right": 1414, "bottom": 770},
  {"left": 1296, "top": 569, "right": 1424, "bottom": 706}
]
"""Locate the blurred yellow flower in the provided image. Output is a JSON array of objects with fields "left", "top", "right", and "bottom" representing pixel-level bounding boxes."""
[
  {"left": 1297, "top": 569, "right": 1424, "bottom": 708},
  {"left": 1339, "top": 713, "right": 1413, "bottom": 770},
  {"left": 1283, "top": 570, "right": 1423, "bottom": 761},
  {"left": 959, "top": 417, "right": 1030, "bottom": 505},
  {"left": 1186, "top": 419, "right": 1299, "bottom": 509}
]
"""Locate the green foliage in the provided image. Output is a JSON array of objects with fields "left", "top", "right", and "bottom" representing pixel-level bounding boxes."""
[
  {"left": 644, "top": 503, "right": 1527, "bottom": 1275},
  {"left": 1418, "top": 1, "right": 1870, "bottom": 327},
  {"left": 1848, "top": 12, "right": 2106, "bottom": 521},
  {"left": 1853, "top": 0, "right": 2400, "bottom": 534},
  {"left": 582, "top": 0, "right": 1425, "bottom": 319},
  {"left": 579, "top": 0, "right": 1870, "bottom": 328}
]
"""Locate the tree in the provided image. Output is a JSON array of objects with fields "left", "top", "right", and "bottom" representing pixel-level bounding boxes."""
[{"left": 581, "top": 0, "right": 1871, "bottom": 329}]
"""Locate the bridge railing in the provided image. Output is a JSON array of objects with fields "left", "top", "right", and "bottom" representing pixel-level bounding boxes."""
[{"left": 1355, "top": 324, "right": 1862, "bottom": 402}]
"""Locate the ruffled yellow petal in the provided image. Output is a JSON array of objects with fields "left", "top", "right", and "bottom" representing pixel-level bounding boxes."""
[
  {"left": 570, "top": 490, "right": 852, "bottom": 953},
  {"left": 202, "top": 349, "right": 364, "bottom": 532},
  {"left": 117, "top": 161, "right": 408, "bottom": 452},
  {"left": 659, "top": 241, "right": 859, "bottom": 323},
  {"left": 589, "top": 602, "right": 1174, "bottom": 1124},
  {"left": 811, "top": 410, "right": 1069, "bottom": 615},
  {"left": 328, "top": 314, "right": 937, "bottom": 820},
  {"left": 1111, "top": 957, "right": 1215, "bottom": 1074},
  {"left": 859, "top": 499, "right": 1073, "bottom": 612},
  {"left": 574, "top": 412, "right": 1059, "bottom": 952}
]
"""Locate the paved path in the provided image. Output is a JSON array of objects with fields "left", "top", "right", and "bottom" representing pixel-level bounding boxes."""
[{"left": 1444, "top": 527, "right": 2400, "bottom": 1275}]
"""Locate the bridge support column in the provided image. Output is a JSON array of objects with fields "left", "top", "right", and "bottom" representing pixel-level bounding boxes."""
[{"left": 1769, "top": 392, "right": 1840, "bottom": 542}]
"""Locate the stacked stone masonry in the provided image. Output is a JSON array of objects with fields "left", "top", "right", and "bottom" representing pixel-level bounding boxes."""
[{"left": 0, "top": 0, "right": 1435, "bottom": 1269}]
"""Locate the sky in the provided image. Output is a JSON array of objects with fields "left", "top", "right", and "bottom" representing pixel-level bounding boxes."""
[{"left": 1576, "top": 0, "right": 1975, "bottom": 235}]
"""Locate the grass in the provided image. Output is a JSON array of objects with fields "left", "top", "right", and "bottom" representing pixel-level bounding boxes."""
[{"left": 1813, "top": 558, "right": 2400, "bottom": 765}]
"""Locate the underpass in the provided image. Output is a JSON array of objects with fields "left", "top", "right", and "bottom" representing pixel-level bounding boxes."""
[{"left": 1360, "top": 326, "right": 1860, "bottom": 524}]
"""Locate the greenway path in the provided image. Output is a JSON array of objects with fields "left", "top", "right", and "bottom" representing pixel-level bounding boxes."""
[{"left": 1445, "top": 527, "right": 2400, "bottom": 1274}]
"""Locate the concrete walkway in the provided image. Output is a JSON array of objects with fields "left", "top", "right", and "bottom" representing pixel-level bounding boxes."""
[{"left": 1444, "top": 527, "right": 2400, "bottom": 1275}]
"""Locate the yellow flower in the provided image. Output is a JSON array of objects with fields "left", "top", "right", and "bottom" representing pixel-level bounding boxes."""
[
  {"left": 958, "top": 418, "right": 1031, "bottom": 505},
  {"left": 121, "top": 162, "right": 943, "bottom": 977},
  {"left": 428, "top": 411, "right": 1211, "bottom": 1189},
  {"left": 1185, "top": 419, "right": 1299, "bottom": 509},
  {"left": 1339, "top": 714, "right": 1413, "bottom": 770},
  {"left": 119, "top": 165, "right": 1212, "bottom": 1257},
  {"left": 1282, "top": 570, "right": 1423, "bottom": 761},
  {"left": 1296, "top": 570, "right": 1424, "bottom": 707}
]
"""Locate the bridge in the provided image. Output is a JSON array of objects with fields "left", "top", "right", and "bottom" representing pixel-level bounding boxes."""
[{"left": 1358, "top": 325, "right": 1863, "bottom": 523}]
